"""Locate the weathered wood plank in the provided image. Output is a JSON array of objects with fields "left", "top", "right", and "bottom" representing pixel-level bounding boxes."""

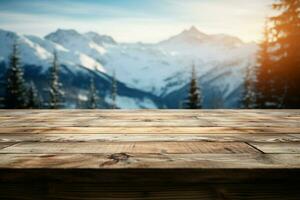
[
  {"left": 0, "top": 110, "right": 298, "bottom": 118},
  {"left": 1, "top": 119, "right": 299, "bottom": 127},
  {"left": 0, "top": 110, "right": 298, "bottom": 121},
  {"left": 0, "top": 141, "right": 257, "bottom": 154},
  {"left": 290, "top": 134, "right": 300, "bottom": 139},
  {"left": 0, "top": 153, "right": 300, "bottom": 169},
  {"left": 0, "top": 142, "right": 16, "bottom": 150},
  {"left": 0, "top": 120, "right": 216, "bottom": 127},
  {"left": 250, "top": 142, "right": 300, "bottom": 154},
  {"left": 0, "top": 133, "right": 299, "bottom": 143},
  {"left": 0, "top": 110, "right": 299, "bottom": 200},
  {"left": 0, "top": 126, "right": 299, "bottom": 134}
]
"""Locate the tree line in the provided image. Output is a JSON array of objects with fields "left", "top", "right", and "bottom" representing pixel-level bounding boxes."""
[
  {"left": 242, "top": 0, "right": 300, "bottom": 109},
  {"left": 0, "top": 41, "right": 202, "bottom": 109},
  {"left": 0, "top": 42, "right": 117, "bottom": 109},
  {"left": 174, "top": 0, "right": 300, "bottom": 110},
  {"left": 1, "top": 0, "right": 297, "bottom": 110},
  {"left": 175, "top": 0, "right": 300, "bottom": 110}
]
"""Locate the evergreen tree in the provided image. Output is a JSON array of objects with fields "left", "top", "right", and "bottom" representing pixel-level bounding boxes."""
[
  {"left": 0, "top": 98, "right": 4, "bottom": 108},
  {"left": 255, "top": 22, "right": 277, "bottom": 108},
  {"left": 111, "top": 71, "right": 117, "bottom": 109},
  {"left": 186, "top": 65, "right": 202, "bottom": 109},
  {"left": 211, "top": 89, "right": 224, "bottom": 109},
  {"left": 0, "top": 80, "right": 5, "bottom": 108},
  {"left": 49, "top": 50, "right": 63, "bottom": 109},
  {"left": 178, "top": 100, "right": 184, "bottom": 109},
  {"left": 76, "top": 95, "right": 83, "bottom": 109},
  {"left": 242, "top": 65, "right": 257, "bottom": 108},
  {"left": 27, "top": 81, "right": 41, "bottom": 109},
  {"left": 88, "top": 78, "right": 98, "bottom": 109},
  {"left": 269, "top": 0, "right": 300, "bottom": 108},
  {"left": 4, "top": 42, "right": 28, "bottom": 108}
]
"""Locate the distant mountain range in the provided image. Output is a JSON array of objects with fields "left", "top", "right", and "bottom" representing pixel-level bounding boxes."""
[{"left": 0, "top": 26, "right": 258, "bottom": 108}]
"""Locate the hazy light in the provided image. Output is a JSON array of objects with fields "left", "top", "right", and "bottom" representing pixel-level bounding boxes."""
[{"left": 0, "top": 0, "right": 274, "bottom": 43}]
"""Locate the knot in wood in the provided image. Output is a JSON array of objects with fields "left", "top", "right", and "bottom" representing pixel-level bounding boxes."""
[{"left": 108, "top": 153, "right": 130, "bottom": 162}]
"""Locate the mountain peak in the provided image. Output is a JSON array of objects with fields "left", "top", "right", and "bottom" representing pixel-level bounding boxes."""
[
  {"left": 85, "top": 31, "right": 117, "bottom": 45},
  {"left": 188, "top": 26, "right": 200, "bottom": 33},
  {"left": 159, "top": 26, "right": 208, "bottom": 46},
  {"left": 45, "top": 29, "right": 82, "bottom": 40},
  {"left": 182, "top": 26, "right": 207, "bottom": 38},
  {"left": 56, "top": 29, "right": 79, "bottom": 35}
]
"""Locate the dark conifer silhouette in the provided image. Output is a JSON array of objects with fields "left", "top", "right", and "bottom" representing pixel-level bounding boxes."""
[
  {"left": 49, "top": 50, "right": 63, "bottom": 109},
  {"left": 88, "top": 78, "right": 98, "bottom": 109},
  {"left": 111, "top": 71, "right": 117, "bottom": 109},
  {"left": 186, "top": 65, "right": 202, "bottom": 109},
  {"left": 76, "top": 95, "right": 83, "bottom": 109},
  {"left": 211, "top": 89, "right": 224, "bottom": 109},
  {"left": 4, "top": 42, "right": 28, "bottom": 108},
  {"left": 268, "top": 0, "right": 300, "bottom": 108},
  {"left": 242, "top": 66, "right": 257, "bottom": 108},
  {"left": 27, "top": 81, "right": 41, "bottom": 108},
  {"left": 255, "top": 22, "right": 277, "bottom": 108}
]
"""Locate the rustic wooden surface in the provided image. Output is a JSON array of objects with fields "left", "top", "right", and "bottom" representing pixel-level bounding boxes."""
[{"left": 0, "top": 110, "right": 299, "bottom": 200}]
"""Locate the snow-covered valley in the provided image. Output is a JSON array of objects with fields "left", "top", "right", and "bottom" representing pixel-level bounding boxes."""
[{"left": 0, "top": 26, "right": 258, "bottom": 108}]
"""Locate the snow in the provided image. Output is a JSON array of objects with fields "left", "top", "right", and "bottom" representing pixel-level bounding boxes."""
[
  {"left": 105, "top": 95, "right": 158, "bottom": 109},
  {"left": 78, "top": 53, "right": 106, "bottom": 72},
  {"left": 85, "top": 32, "right": 116, "bottom": 45},
  {"left": 45, "top": 29, "right": 107, "bottom": 59},
  {"left": 0, "top": 26, "right": 258, "bottom": 108},
  {"left": 78, "top": 93, "right": 88, "bottom": 101},
  {"left": 98, "top": 27, "right": 257, "bottom": 97}
]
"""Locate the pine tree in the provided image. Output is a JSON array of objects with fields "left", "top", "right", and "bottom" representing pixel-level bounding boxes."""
[
  {"left": 76, "top": 95, "right": 83, "bottom": 109},
  {"left": 0, "top": 80, "right": 5, "bottom": 108},
  {"left": 88, "top": 78, "right": 98, "bottom": 109},
  {"left": 256, "top": 22, "right": 277, "bottom": 108},
  {"left": 269, "top": 0, "right": 300, "bottom": 108},
  {"left": 211, "top": 90, "right": 224, "bottom": 109},
  {"left": 186, "top": 65, "right": 202, "bottom": 109},
  {"left": 111, "top": 71, "right": 117, "bottom": 109},
  {"left": 27, "top": 81, "right": 40, "bottom": 109},
  {"left": 242, "top": 66, "right": 257, "bottom": 108},
  {"left": 0, "top": 97, "right": 4, "bottom": 108},
  {"left": 4, "top": 42, "right": 28, "bottom": 108},
  {"left": 49, "top": 50, "right": 63, "bottom": 109}
]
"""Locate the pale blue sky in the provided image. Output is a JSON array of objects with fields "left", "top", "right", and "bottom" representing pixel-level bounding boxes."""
[{"left": 0, "top": 0, "right": 273, "bottom": 42}]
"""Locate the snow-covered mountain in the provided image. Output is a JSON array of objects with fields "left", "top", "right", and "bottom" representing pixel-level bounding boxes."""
[
  {"left": 0, "top": 29, "right": 163, "bottom": 109},
  {"left": 0, "top": 26, "right": 258, "bottom": 108}
]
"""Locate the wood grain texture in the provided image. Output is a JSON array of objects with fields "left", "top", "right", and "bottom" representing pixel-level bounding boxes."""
[
  {"left": 0, "top": 142, "right": 16, "bottom": 150},
  {"left": 1, "top": 153, "right": 300, "bottom": 169},
  {"left": 0, "top": 141, "right": 257, "bottom": 154},
  {"left": 0, "top": 109, "right": 299, "bottom": 128},
  {"left": 0, "top": 110, "right": 299, "bottom": 200},
  {"left": 250, "top": 142, "right": 300, "bottom": 153},
  {"left": 1, "top": 126, "right": 300, "bottom": 134},
  {"left": 0, "top": 133, "right": 299, "bottom": 143}
]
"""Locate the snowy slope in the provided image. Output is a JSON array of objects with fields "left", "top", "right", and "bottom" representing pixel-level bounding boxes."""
[
  {"left": 0, "top": 29, "right": 105, "bottom": 73},
  {"left": 0, "top": 26, "right": 258, "bottom": 108},
  {"left": 99, "top": 26, "right": 257, "bottom": 99},
  {"left": 0, "top": 29, "right": 161, "bottom": 109}
]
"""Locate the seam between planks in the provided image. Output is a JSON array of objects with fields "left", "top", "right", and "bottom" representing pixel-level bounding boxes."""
[
  {"left": 0, "top": 143, "right": 19, "bottom": 150},
  {"left": 244, "top": 142, "right": 265, "bottom": 154}
]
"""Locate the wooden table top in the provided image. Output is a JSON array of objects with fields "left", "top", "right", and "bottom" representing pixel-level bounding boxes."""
[{"left": 0, "top": 110, "right": 299, "bottom": 170}]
